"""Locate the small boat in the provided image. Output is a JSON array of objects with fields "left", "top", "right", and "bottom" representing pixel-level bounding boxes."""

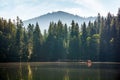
[{"left": 87, "top": 60, "right": 92, "bottom": 67}]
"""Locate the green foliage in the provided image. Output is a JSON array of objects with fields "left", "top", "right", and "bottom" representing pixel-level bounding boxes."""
[
  {"left": 69, "top": 20, "right": 80, "bottom": 60},
  {"left": 0, "top": 8, "right": 120, "bottom": 62},
  {"left": 32, "top": 22, "right": 43, "bottom": 61}
]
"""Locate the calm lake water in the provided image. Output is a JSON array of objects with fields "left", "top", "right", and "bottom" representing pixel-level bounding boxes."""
[{"left": 0, "top": 62, "right": 120, "bottom": 80}]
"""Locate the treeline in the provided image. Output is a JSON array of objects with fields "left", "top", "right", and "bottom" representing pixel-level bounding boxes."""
[{"left": 0, "top": 9, "right": 120, "bottom": 62}]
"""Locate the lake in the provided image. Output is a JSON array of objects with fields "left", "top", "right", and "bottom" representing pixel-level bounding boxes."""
[{"left": 0, "top": 62, "right": 120, "bottom": 80}]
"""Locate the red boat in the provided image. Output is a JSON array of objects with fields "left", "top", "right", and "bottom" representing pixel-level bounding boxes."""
[{"left": 87, "top": 60, "right": 92, "bottom": 67}]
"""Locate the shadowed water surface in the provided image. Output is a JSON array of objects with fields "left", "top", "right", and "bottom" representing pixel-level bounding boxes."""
[{"left": 0, "top": 62, "right": 120, "bottom": 80}]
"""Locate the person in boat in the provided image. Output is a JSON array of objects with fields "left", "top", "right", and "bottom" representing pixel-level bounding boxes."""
[{"left": 87, "top": 60, "right": 92, "bottom": 67}]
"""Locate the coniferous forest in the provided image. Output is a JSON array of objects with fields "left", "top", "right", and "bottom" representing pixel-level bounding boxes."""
[{"left": 0, "top": 9, "right": 120, "bottom": 62}]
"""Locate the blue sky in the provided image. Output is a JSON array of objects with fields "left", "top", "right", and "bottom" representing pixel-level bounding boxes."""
[{"left": 0, "top": 0, "right": 120, "bottom": 20}]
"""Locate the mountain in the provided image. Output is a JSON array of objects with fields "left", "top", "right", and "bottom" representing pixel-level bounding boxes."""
[{"left": 23, "top": 11, "right": 96, "bottom": 33}]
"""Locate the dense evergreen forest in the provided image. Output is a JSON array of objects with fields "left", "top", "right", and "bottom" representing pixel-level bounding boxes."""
[{"left": 0, "top": 9, "right": 120, "bottom": 62}]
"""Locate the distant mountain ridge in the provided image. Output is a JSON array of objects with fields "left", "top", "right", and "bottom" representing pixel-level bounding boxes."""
[{"left": 23, "top": 11, "right": 96, "bottom": 32}]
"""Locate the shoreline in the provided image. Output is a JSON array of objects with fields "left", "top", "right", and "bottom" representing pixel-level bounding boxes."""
[{"left": 0, "top": 61, "right": 120, "bottom": 64}]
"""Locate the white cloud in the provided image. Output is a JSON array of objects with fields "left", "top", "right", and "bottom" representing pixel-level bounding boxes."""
[
  {"left": 0, "top": 0, "right": 119, "bottom": 20},
  {"left": 55, "top": 7, "right": 97, "bottom": 17},
  {"left": 72, "top": 0, "right": 107, "bottom": 16},
  {"left": 64, "top": 8, "right": 82, "bottom": 15},
  {"left": 0, "top": 0, "right": 51, "bottom": 20}
]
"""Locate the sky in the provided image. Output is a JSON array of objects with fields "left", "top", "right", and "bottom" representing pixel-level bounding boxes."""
[{"left": 0, "top": 0, "right": 120, "bottom": 20}]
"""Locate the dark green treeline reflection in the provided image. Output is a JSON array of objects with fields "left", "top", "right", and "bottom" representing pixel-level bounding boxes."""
[
  {"left": 28, "top": 63, "right": 32, "bottom": 80},
  {"left": 0, "top": 62, "right": 119, "bottom": 80},
  {"left": 0, "top": 62, "right": 100, "bottom": 80}
]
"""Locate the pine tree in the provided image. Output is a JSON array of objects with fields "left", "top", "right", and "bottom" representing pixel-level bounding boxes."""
[
  {"left": 32, "top": 22, "right": 43, "bottom": 61},
  {"left": 115, "top": 8, "right": 120, "bottom": 61},
  {"left": 15, "top": 16, "right": 23, "bottom": 61},
  {"left": 69, "top": 20, "right": 80, "bottom": 60},
  {"left": 27, "top": 24, "right": 34, "bottom": 60},
  {"left": 81, "top": 22, "right": 87, "bottom": 60}
]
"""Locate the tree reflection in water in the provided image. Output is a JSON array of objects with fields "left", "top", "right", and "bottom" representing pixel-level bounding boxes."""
[
  {"left": 18, "top": 62, "right": 33, "bottom": 80},
  {"left": 0, "top": 62, "right": 118, "bottom": 80},
  {"left": 19, "top": 62, "right": 23, "bottom": 80},
  {"left": 64, "top": 69, "right": 69, "bottom": 80},
  {"left": 7, "top": 72, "right": 10, "bottom": 80},
  {"left": 27, "top": 63, "right": 33, "bottom": 80}
]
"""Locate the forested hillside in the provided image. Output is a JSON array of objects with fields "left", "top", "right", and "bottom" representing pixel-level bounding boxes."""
[
  {"left": 0, "top": 9, "right": 120, "bottom": 62},
  {"left": 23, "top": 11, "right": 96, "bottom": 32}
]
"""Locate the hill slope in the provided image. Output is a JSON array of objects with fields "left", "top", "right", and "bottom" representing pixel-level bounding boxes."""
[{"left": 23, "top": 11, "right": 96, "bottom": 32}]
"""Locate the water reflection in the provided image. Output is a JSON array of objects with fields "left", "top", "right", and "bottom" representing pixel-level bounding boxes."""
[
  {"left": 0, "top": 62, "right": 119, "bottom": 80},
  {"left": 19, "top": 62, "right": 33, "bottom": 80},
  {"left": 64, "top": 69, "right": 69, "bottom": 80},
  {"left": 27, "top": 63, "right": 32, "bottom": 80},
  {"left": 19, "top": 62, "right": 23, "bottom": 80},
  {"left": 7, "top": 73, "right": 10, "bottom": 80}
]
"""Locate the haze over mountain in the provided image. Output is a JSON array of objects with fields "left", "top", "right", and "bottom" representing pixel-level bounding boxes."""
[{"left": 23, "top": 11, "right": 96, "bottom": 33}]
